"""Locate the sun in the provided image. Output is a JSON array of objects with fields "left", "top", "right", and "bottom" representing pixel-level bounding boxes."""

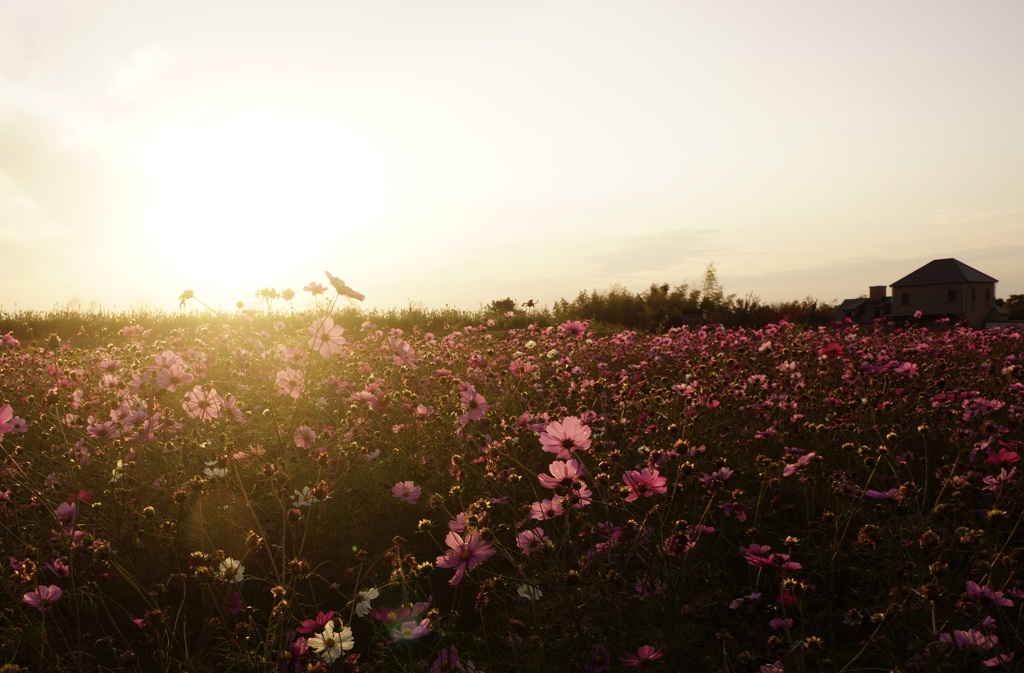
[{"left": 137, "top": 109, "right": 383, "bottom": 301}]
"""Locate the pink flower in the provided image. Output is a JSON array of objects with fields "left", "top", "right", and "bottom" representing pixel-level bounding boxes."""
[
  {"left": 584, "top": 644, "right": 611, "bottom": 673},
  {"left": 538, "top": 459, "right": 586, "bottom": 490},
  {"left": 458, "top": 384, "right": 490, "bottom": 424},
  {"left": 23, "top": 584, "right": 63, "bottom": 611},
  {"left": 622, "top": 468, "right": 667, "bottom": 502},
  {"left": 435, "top": 530, "right": 496, "bottom": 585},
  {"left": 325, "top": 271, "right": 365, "bottom": 301},
  {"left": 529, "top": 497, "right": 565, "bottom": 520},
  {"left": 156, "top": 363, "right": 193, "bottom": 392},
  {"left": 308, "top": 316, "right": 346, "bottom": 358},
  {"left": 782, "top": 452, "right": 816, "bottom": 477},
  {"left": 389, "top": 336, "right": 418, "bottom": 369},
  {"left": 619, "top": 645, "right": 663, "bottom": 667},
  {"left": 293, "top": 426, "right": 317, "bottom": 449},
  {"left": 559, "top": 320, "right": 588, "bottom": 337},
  {"left": 275, "top": 368, "right": 305, "bottom": 400},
  {"left": 304, "top": 281, "right": 328, "bottom": 295},
  {"left": 390, "top": 617, "right": 432, "bottom": 642},
  {"left": 965, "top": 580, "right": 1014, "bottom": 607},
  {"left": 516, "top": 527, "right": 549, "bottom": 555},
  {"left": 391, "top": 481, "right": 421, "bottom": 504},
  {"left": 182, "top": 386, "right": 222, "bottom": 421},
  {"left": 540, "top": 416, "right": 593, "bottom": 459}
]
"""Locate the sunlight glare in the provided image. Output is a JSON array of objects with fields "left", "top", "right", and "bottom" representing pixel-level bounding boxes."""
[{"left": 138, "top": 110, "right": 383, "bottom": 298}]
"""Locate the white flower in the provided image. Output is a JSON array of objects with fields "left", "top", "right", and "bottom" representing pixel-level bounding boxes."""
[
  {"left": 291, "top": 486, "right": 319, "bottom": 508},
  {"left": 524, "top": 340, "right": 537, "bottom": 350},
  {"left": 546, "top": 349, "right": 558, "bottom": 359},
  {"left": 517, "top": 583, "right": 543, "bottom": 601},
  {"left": 110, "top": 459, "right": 124, "bottom": 483},
  {"left": 218, "top": 557, "right": 245, "bottom": 583},
  {"left": 203, "top": 460, "right": 228, "bottom": 479},
  {"left": 308, "top": 620, "right": 354, "bottom": 663},
  {"left": 354, "top": 587, "right": 379, "bottom": 616}
]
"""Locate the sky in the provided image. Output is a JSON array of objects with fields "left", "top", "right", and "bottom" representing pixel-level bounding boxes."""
[{"left": 2, "top": 0, "right": 1023, "bottom": 315}]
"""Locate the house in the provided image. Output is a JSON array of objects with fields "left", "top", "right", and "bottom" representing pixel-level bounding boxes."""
[{"left": 835, "top": 258, "right": 1009, "bottom": 328}]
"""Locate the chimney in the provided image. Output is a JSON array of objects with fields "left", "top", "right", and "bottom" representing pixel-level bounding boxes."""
[{"left": 869, "top": 286, "right": 887, "bottom": 301}]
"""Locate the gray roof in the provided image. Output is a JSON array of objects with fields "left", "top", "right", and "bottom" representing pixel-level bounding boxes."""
[{"left": 891, "top": 258, "right": 998, "bottom": 287}]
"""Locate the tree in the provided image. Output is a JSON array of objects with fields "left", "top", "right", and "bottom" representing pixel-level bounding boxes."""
[{"left": 1004, "top": 294, "right": 1024, "bottom": 320}]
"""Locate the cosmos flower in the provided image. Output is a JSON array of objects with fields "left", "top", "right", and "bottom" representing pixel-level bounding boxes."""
[
  {"left": 540, "top": 416, "right": 592, "bottom": 459},
  {"left": 218, "top": 557, "right": 245, "bottom": 584},
  {"left": 308, "top": 619, "right": 354, "bottom": 663},
  {"left": 324, "top": 271, "right": 365, "bottom": 301},
  {"left": 391, "top": 481, "right": 422, "bottom": 504},
  {"left": 436, "top": 530, "right": 496, "bottom": 586},
  {"left": 308, "top": 316, "right": 346, "bottom": 358},
  {"left": 619, "top": 645, "right": 663, "bottom": 667},
  {"left": 622, "top": 468, "right": 668, "bottom": 501},
  {"left": 23, "top": 584, "right": 63, "bottom": 612}
]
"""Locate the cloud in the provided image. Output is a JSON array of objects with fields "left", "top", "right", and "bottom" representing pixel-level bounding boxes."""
[
  {"left": 107, "top": 44, "right": 175, "bottom": 99},
  {"left": 585, "top": 228, "right": 725, "bottom": 277},
  {"left": 0, "top": 110, "right": 142, "bottom": 239}
]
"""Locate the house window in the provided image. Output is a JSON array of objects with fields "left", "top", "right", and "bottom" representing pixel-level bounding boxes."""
[
  {"left": 971, "top": 288, "right": 976, "bottom": 303},
  {"left": 985, "top": 288, "right": 990, "bottom": 302},
  {"left": 901, "top": 292, "right": 909, "bottom": 306},
  {"left": 948, "top": 289, "right": 956, "bottom": 303}
]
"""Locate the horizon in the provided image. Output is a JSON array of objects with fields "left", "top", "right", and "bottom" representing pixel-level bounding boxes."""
[{"left": 2, "top": 1, "right": 1023, "bottom": 314}]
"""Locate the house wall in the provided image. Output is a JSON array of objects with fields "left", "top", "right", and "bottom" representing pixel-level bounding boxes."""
[{"left": 890, "top": 282, "right": 996, "bottom": 326}]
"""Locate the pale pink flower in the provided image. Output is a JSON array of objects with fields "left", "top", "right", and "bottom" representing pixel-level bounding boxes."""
[
  {"left": 325, "top": 271, "right": 365, "bottom": 301},
  {"left": 294, "top": 426, "right": 317, "bottom": 449},
  {"left": 304, "top": 281, "right": 328, "bottom": 295},
  {"left": 308, "top": 316, "right": 346, "bottom": 358},
  {"left": 0, "top": 404, "right": 15, "bottom": 439},
  {"left": 529, "top": 497, "right": 565, "bottom": 520},
  {"left": 156, "top": 363, "right": 194, "bottom": 392},
  {"left": 458, "top": 384, "right": 490, "bottom": 424},
  {"left": 540, "top": 416, "right": 592, "bottom": 459},
  {"left": 276, "top": 368, "right": 305, "bottom": 400},
  {"left": 538, "top": 459, "right": 586, "bottom": 490},
  {"left": 391, "top": 480, "right": 421, "bottom": 504},
  {"left": 23, "top": 584, "right": 63, "bottom": 611},
  {"left": 516, "top": 527, "right": 549, "bottom": 555},
  {"left": 183, "top": 386, "right": 222, "bottom": 421},
  {"left": 389, "top": 336, "right": 418, "bottom": 369}
]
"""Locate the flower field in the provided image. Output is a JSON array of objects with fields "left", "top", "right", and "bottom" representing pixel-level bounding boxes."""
[{"left": 1, "top": 293, "right": 1022, "bottom": 672}]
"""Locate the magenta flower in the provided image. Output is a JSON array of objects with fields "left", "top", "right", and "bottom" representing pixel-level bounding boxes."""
[
  {"left": 431, "top": 645, "right": 460, "bottom": 673},
  {"left": 584, "top": 644, "right": 611, "bottom": 673},
  {"left": 619, "top": 645, "right": 664, "bottom": 667},
  {"left": 23, "top": 584, "right": 63, "bottom": 611},
  {"left": 622, "top": 467, "right": 668, "bottom": 502},
  {"left": 296, "top": 610, "right": 335, "bottom": 635},
  {"left": 965, "top": 580, "right": 1014, "bottom": 607},
  {"left": 391, "top": 481, "right": 422, "bottom": 504},
  {"left": 540, "top": 416, "right": 593, "bottom": 459},
  {"left": 435, "top": 530, "right": 496, "bottom": 586}
]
